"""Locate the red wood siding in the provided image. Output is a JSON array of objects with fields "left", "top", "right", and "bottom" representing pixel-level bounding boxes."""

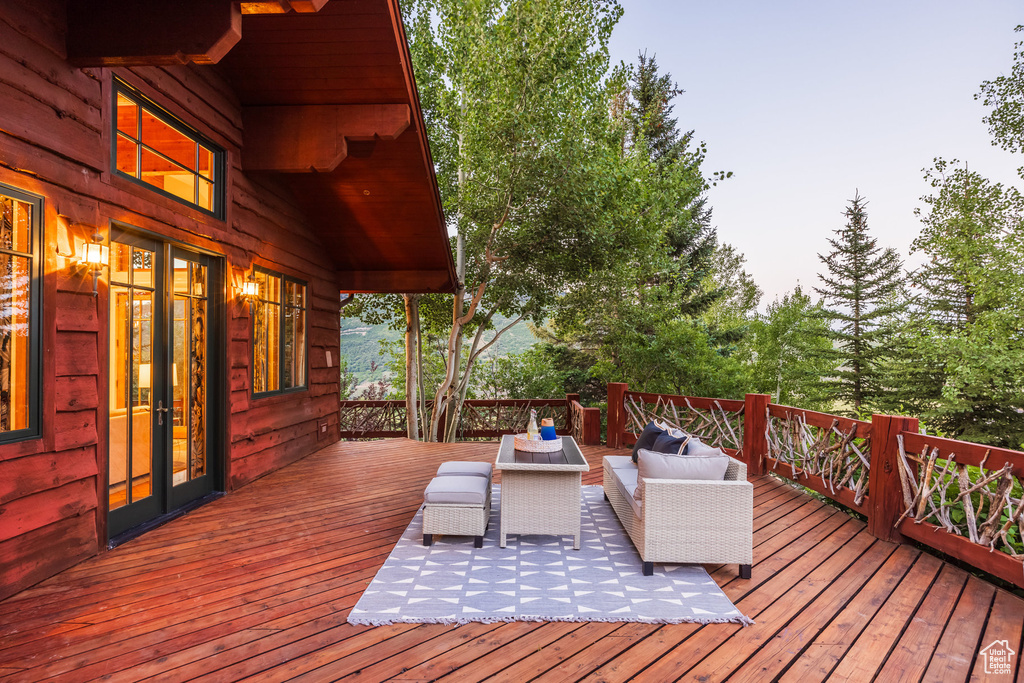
[{"left": 0, "top": 0, "right": 342, "bottom": 601}]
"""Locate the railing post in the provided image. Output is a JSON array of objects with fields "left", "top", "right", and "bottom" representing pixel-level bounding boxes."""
[
  {"left": 868, "top": 414, "right": 919, "bottom": 543},
  {"left": 606, "top": 383, "right": 628, "bottom": 449},
  {"left": 742, "top": 394, "right": 770, "bottom": 477},
  {"left": 566, "top": 393, "right": 580, "bottom": 434},
  {"left": 582, "top": 408, "right": 602, "bottom": 446}
]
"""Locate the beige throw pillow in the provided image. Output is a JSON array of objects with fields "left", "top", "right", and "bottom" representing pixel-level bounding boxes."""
[{"left": 634, "top": 448, "right": 730, "bottom": 502}]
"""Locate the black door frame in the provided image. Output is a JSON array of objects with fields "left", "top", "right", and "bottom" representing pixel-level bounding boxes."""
[{"left": 106, "top": 223, "right": 225, "bottom": 542}]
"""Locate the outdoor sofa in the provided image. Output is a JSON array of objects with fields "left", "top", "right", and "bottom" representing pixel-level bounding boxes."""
[{"left": 603, "top": 441, "right": 753, "bottom": 577}]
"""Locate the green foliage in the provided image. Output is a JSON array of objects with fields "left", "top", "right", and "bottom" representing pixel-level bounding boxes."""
[
  {"left": 747, "top": 286, "right": 835, "bottom": 410},
  {"left": 977, "top": 25, "right": 1024, "bottom": 172},
  {"left": 892, "top": 160, "right": 1024, "bottom": 448},
  {"left": 815, "top": 192, "right": 906, "bottom": 415}
]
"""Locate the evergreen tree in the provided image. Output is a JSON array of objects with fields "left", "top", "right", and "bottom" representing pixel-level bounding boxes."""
[
  {"left": 748, "top": 286, "right": 835, "bottom": 410},
  {"left": 814, "top": 193, "right": 905, "bottom": 415},
  {"left": 896, "top": 160, "right": 1024, "bottom": 447},
  {"left": 625, "top": 52, "right": 720, "bottom": 317}
]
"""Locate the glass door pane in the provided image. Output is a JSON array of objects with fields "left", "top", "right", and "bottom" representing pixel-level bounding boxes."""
[
  {"left": 171, "top": 257, "right": 208, "bottom": 487},
  {"left": 108, "top": 241, "right": 159, "bottom": 521}
]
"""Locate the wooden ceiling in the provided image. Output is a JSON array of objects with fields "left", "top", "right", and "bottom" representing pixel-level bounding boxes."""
[
  {"left": 68, "top": 0, "right": 457, "bottom": 294},
  {"left": 222, "top": 0, "right": 456, "bottom": 293}
]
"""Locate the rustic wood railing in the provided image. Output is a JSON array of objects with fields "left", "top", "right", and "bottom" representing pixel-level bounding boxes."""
[
  {"left": 606, "top": 382, "right": 745, "bottom": 455},
  {"left": 568, "top": 394, "right": 602, "bottom": 446},
  {"left": 765, "top": 404, "right": 872, "bottom": 515},
  {"left": 894, "top": 432, "right": 1024, "bottom": 588},
  {"left": 339, "top": 395, "right": 601, "bottom": 444}
]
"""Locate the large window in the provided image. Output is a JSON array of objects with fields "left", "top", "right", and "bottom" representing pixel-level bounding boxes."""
[
  {"left": 0, "top": 184, "right": 41, "bottom": 442},
  {"left": 252, "top": 268, "right": 307, "bottom": 395},
  {"left": 113, "top": 79, "right": 224, "bottom": 217}
]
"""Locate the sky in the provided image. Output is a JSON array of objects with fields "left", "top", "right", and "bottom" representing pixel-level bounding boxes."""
[{"left": 606, "top": 0, "right": 1022, "bottom": 308}]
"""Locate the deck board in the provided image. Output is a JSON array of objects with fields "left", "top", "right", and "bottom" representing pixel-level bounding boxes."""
[{"left": 0, "top": 438, "right": 1020, "bottom": 682}]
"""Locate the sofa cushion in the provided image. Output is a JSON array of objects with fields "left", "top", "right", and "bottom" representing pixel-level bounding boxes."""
[
  {"left": 436, "top": 461, "right": 493, "bottom": 479},
  {"left": 424, "top": 475, "right": 489, "bottom": 505},
  {"left": 604, "top": 455, "right": 636, "bottom": 470},
  {"left": 634, "top": 449, "right": 730, "bottom": 503},
  {"left": 652, "top": 430, "right": 691, "bottom": 455},
  {"left": 685, "top": 438, "right": 726, "bottom": 457},
  {"left": 611, "top": 466, "right": 643, "bottom": 519},
  {"left": 631, "top": 421, "right": 666, "bottom": 463}
]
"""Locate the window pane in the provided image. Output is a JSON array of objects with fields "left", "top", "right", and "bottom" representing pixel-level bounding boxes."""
[
  {"left": 197, "top": 178, "right": 214, "bottom": 212},
  {"left": 132, "top": 247, "right": 154, "bottom": 289},
  {"left": 116, "top": 133, "right": 138, "bottom": 178},
  {"left": 172, "top": 258, "right": 189, "bottom": 294},
  {"left": 197, "top": 146, "right": 214, "bottom": 180},
  {"left": 140, "top": 108, "right": 196, "bottom": 171},
  {"left": 116, "top": 94, "right": 138, "bottom": 137},
  {"left": 292, "top": 304, "right": 306, "bottom": 388},
  {"left": 283, "top": 303, "right": 294, "bottom": 388},
  {"left": 189, "top": 297, "right": 207, "bottom": 479},
  {"left": 140, "top": 148, "right": 196, "bottom": 205},
  {"left": 191, "top": 263, "right": 206, "bottom": 298},
  {"left": 0, "top": 196, "right": 31, "bottom": 254},
  {"left": 110, "top": 242, "right": 132, "bottom": 285},
  {"left": 130, "top": 290, "right": 153, "bottom": 503},
  {"left": 109, "top": 286, "right": 130, "bottom": 510},
  {"left": 0, "top": 253, "right": 30, "bottom": 432}
]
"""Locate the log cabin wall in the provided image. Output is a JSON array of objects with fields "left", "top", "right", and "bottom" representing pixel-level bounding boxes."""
[{"left": 0, "top": 0, "right": 342, "bottom": 601}]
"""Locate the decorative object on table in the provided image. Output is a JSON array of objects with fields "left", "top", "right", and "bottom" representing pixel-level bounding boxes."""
[
  {"left": 512, "top": 433, "right": 563, "bottom": 452},
  {"left": 526, "top": 408, "right": 540, "bottom": 440},
  {"left": 540, "top": 417, "right": 557, "bottom": 440},
  {"left": 348, "top": 485, "right": 753, "bottom": 626}
]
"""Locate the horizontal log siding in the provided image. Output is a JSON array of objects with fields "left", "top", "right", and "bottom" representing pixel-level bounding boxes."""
[{"left": 0, "top": 0, "right": 342, "bottom": 601}]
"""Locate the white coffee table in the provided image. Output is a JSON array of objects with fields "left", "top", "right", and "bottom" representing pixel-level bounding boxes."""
[{"left": 494, "top": 434, "right": 590, "bottom": 549}]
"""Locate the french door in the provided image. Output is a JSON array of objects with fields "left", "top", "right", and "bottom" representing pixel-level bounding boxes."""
[{"left": 107, "top": 229, "right": 221, "bottom": 538}]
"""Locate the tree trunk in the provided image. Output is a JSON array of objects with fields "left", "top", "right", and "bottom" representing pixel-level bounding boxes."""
[{"left": 404, "top": 294, "right": 421, "bottom": 440}]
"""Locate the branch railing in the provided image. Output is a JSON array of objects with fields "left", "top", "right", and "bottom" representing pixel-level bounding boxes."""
[
  {"left": 894, "top": 432, "right": 1024, "bottom": 587},
  {"left": 607, "top": 383, "right": 745, "bottom": 455},
  {"left": 765, "top": 405, "right": 872, "bottom": 515},
  {"left": 339, "top": 395, "right": 601, "bottom": 445}
]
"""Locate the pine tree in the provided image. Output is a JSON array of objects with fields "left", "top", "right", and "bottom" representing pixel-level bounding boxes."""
[
  {"left": 895, "top": 161, "right": 1024, "bottom": 447},
  {"left": 814, "top": 193, "right": 905, "bottom": 415},
  {"left": 626, "top": 52, "right": 719, "bottom": 317}
]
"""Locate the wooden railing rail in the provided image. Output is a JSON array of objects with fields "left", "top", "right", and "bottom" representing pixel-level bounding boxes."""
[
  {"left": 339, "top": 398, "right": 575, "bottom": 441},
  {"left": 606, "top": 382, "right": 746, "bottom": 456},
  {"left": 894, "top": 430, "right": 1024, "bottom": 588},
  {"left": 764, "top": 403, "right": 873, "bottom": 515},
  {"left": 568, "top": 394, "right": 602, "bottom": 446}
]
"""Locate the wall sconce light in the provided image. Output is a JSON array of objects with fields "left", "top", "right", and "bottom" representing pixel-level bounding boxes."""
[
  {"left": 80, "top": 232, "right": 108, "bottom": 297},
  {"left": 240, "top": 272, "right": 259, "bottom": 306}
]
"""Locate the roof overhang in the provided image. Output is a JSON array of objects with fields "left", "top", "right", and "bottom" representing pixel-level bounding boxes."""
[{"left": 67, "top": 0, "right": 457, "bottom": 294}]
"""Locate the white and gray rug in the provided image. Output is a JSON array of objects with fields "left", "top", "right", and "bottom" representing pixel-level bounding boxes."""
[{"left": 348, "top": 485, "right": 752, "bottom": 626}]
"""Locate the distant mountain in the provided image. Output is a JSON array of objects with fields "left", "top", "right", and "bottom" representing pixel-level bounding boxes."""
[{"left": 339, "top": 314, "right": 540, "bottom": 394}]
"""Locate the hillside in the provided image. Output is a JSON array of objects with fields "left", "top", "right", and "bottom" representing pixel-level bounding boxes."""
[{"left": 339, "top": 314, "right": 540, "bottom": 396}]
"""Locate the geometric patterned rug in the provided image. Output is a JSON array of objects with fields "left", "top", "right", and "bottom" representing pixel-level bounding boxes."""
[{"left": 348, "top": 485, "right": 753, "bottom": 626}]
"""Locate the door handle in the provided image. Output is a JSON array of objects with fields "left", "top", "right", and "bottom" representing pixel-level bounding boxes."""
[{"left": 156, "top": 400, "right": 169, "bottom": 426}]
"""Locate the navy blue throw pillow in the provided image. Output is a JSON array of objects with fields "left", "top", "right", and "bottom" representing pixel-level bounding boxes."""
[
  {"left": 652, "top": 431, "right": 690, "bottom": 456},
  {"left": 631, "top": 421, "right": 665, "bottom": 463}
]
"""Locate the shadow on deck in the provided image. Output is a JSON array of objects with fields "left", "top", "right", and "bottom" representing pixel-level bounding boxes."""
[{"left": 0, "top": 439, "right": 1022, "bottom": 681}]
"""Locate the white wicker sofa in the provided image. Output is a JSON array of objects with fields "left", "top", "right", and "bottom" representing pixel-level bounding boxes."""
[{"left": 603, "top": 454, "right": 753, "bottom": 577}]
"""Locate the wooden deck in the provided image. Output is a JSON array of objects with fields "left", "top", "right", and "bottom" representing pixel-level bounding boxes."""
[{"left": 1, "top": 439, "right": 1022, "bottom": 682}]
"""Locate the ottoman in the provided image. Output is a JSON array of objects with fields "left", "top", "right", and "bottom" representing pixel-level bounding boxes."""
[{"left": 422, "top": 474, "right": 491, "bottom": 548}]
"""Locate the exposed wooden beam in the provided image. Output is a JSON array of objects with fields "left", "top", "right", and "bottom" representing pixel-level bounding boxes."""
[
  {"left": 66, "top": 1, "right": 242, "bottom": 66},
  {"left": 242, "top": 104, "right": 411, "bottom": 173},
  {"left": 241, "top": 0, "right": 330, "bottom": 14},
  {"left": 337, "top": 269, "right": 456, "bottom": 294}
]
